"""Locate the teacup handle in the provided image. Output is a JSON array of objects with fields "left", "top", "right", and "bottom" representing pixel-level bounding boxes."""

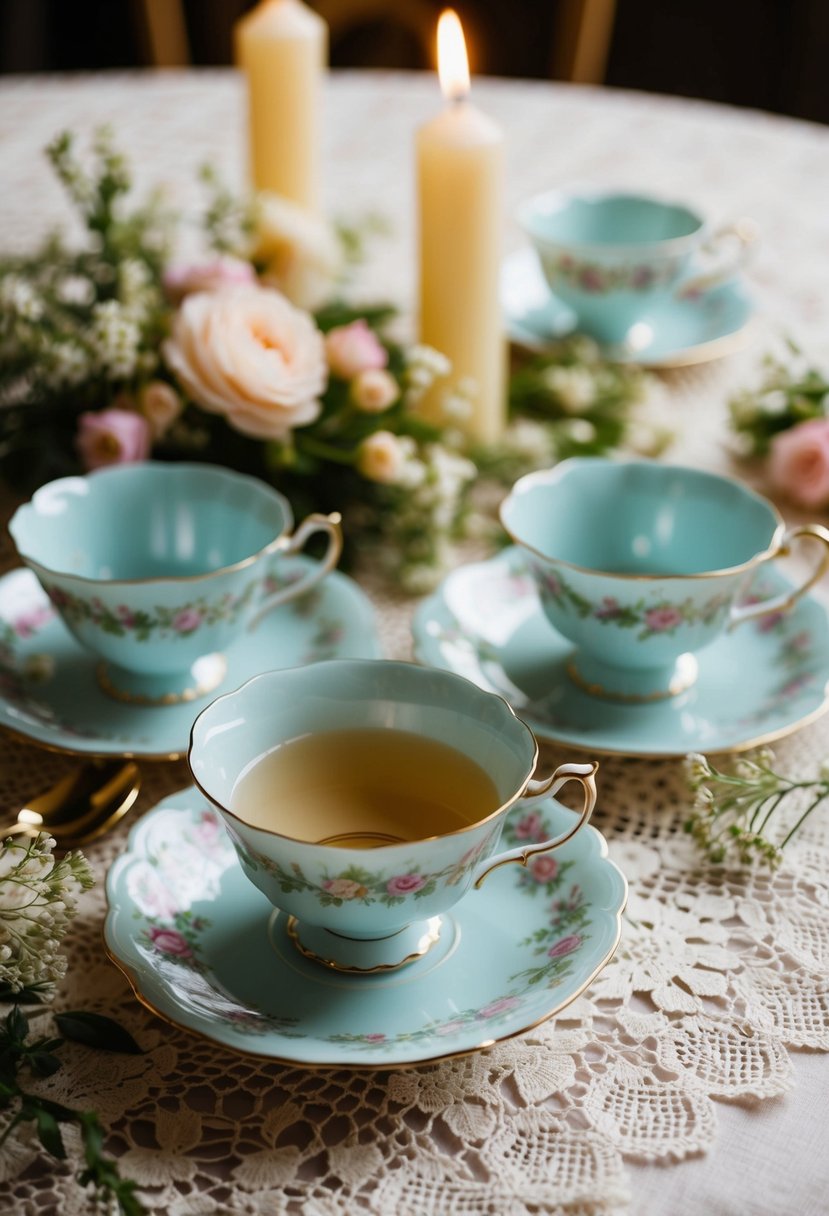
[
  {"left": 472, "top": 761, "right": 599, "bottom": 890},
  {"left": 729, "top": 523, "right": 829, "bottom": 630},
  {"left": 676, "top": 217, "right": 759, "bottom": 299},
  {"left": 248, "top": 512, "right": 343, "bottom": 630}
]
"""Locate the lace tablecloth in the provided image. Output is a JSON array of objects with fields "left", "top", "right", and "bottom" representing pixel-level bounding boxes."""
[{"left": 1, "top": 70, "right": 828, "bottom": 1216}]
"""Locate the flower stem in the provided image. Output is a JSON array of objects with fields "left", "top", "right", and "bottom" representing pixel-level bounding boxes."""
[{"left": 295, "top": 434, "right": 356, "bottom": 465}]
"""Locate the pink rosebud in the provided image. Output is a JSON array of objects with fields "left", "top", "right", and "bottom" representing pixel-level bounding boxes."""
[
  {"left": 172, "top": 607, "right": 203, "bottom": 634},
  {"left": 364, "top": 1033, "right": 386, "bottom": 1042},
  {"left": 386, "top": 873, "right": 426, "bottom": 897},
  {"left": 325, "top": 319, "right": 388, "bottom": 380},
  {"left": 769, "top": 418, "right": 829, "bottom": 509},
  {"left": 529, "top": 855, "right": 558, "bottom": 883},
  {"left": 163, "top": 256, "right": 256, "bottom": 305},
  {"left": 76, "top": 409, "right": 151, "bottom": 471},
  {"left": 139, "top": 380, "right": 183, "bottom": 439},
  {"left": 148, "top": 927, "right": 192, "bottom": 958},
  {"left": 75, "top": 406, "right": 150, "bottom": 466},
  {"left": 644, "top": 606, "right": 683, "bottom": 633},
  {"left": 547, "top": 934, "right": 582, "bottom": 958}
]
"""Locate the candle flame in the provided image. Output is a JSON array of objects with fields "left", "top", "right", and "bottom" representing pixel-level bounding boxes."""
[{"left": 437, "top": 10, "right": 470, "bottom": 102}]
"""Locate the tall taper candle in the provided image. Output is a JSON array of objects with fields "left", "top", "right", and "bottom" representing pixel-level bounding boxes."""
[
  {"left": 416, "top": 10, "right": 506, "bottom": 443},
  {"left": 235, "top": 0, "right": 326, "bottom": 211}
]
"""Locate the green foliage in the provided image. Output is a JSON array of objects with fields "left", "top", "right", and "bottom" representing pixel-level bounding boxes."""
[{"left": 728, "top": 339, "right": 829, "bottom": 456}]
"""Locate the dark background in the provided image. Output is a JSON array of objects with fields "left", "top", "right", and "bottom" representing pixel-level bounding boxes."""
[{"left": 1, "top": 0, "right": 827, "bottom": 125}]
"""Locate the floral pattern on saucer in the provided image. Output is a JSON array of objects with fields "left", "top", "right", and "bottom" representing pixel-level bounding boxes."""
[
  {"left": 0, "top": 561, "right": 380, "bottom": 758},
  {"left": 105, "top": 789, "right": 626, "bottom": 1066},
  {"left": 412, "top": 547, "right": 829, "bottom": 758},
  {"left": 543, "top": 253, "right": 676, "bottom": 295}
]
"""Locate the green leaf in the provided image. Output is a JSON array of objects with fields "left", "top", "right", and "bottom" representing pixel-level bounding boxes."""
[
  {"left": 36, "top": 1107, "right": 66, "bottom": 1159},
  {"left": 29, "top": 1052, "right": 62, "bottom": 1078},
  {"left": 0, "top": 981, "right": 52, "bottom": 1005},
  {"left": 6, "top": 1006, "right": 28, "bottom": 1043},
  {"left": 55, "top": 1011, "right": 143, "bottom": 1055}
]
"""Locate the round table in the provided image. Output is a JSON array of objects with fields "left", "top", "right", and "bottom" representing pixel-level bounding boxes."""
[{"left": 0, "top": 69, "right": 828, "bottom": 1216}]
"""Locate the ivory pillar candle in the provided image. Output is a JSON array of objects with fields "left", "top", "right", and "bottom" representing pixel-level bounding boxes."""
[
  {"left": 416, "top": 10, "right": 506, "bottom": 444},
  {"left": 234, "top": 0, "right": 327, "bottom": 211}
]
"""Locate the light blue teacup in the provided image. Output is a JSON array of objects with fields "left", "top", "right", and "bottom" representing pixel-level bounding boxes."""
[
  {"left": 188, "top": 660, "right": 598, "bottom": 973},
  {"left": 518, "top": 189, "right": 756, "bottom": 346},
  {"left": 8, "top": 462, "right": 342, "bottom": 705},
  {"left": 500, "top": 458, "right": 829, "bottom": 702}
]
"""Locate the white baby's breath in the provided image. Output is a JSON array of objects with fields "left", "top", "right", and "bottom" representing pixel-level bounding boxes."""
[{"left": 0, "top": 833, "right": 94, "bottom": 992}]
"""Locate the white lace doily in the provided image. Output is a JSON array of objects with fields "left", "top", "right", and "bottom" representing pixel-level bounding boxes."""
[{"left": 0, "top": 70, "right": 828, "bottom": 1215}]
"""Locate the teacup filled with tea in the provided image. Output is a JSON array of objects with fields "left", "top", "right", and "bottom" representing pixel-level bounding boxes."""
[
  {"left": 8, "top": 462, "right": 342, "bottom": 705},
  {"left": 188, "top": 660, "right": 598, "bottom": 972},
  {"left": 501, "top": 457, "right": 829, "bottom": 701}
]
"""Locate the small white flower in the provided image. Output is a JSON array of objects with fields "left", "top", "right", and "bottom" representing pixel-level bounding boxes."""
[
  {"left": 0, "top": 275, "right": 44, "bottom": 322},
  {"left": 565, "top": 418, "right": 597, "bottom": 443},
  {"left": 758, "top": 390, "right": 788, "bottom": 416},
  {"left": 89, "top": 299, "right": 142, "bottom": 380},
  {"left": 543, "top": 366, "right": 596, "bottom": 413}
]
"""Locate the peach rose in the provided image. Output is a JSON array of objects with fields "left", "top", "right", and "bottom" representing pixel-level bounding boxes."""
[
  {"left": 253, "top": 193, "right": 343, "bottom": 310},
  {"left": 351, "top": 368, "right": 399, "bottom": 413},
  {"left": 162, "top": 285, "right": 327, "bottom": 440},
  {"left": 769, "top": 419, "right": 829, "bottom": 509},
  {"left": 325, "top": 319, "right": 388, "bottom": 379}
]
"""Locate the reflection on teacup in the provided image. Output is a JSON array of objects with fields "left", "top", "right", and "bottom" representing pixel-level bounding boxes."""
[
  {"left": 500, "top": 457, "right": 829, "bottom": 702},
  {"left": 188, "top": 660, "right": 598, "bottom": 973},
  {"left": 8, "top": 462, "right": 342, "bottom": 705},
  {"left": 518, "top": 188, "right": 756, "bottom": 346}
]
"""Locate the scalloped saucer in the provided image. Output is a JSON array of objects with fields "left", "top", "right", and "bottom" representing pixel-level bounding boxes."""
[
  {"left": 0, "top": 559, "right": 380, "bottom": 760},
  {"left": 502, "top": 246, "right": 754, "bottom": 367},
  {"left": 105, "top": 788, "right": 626, "bottom": 1068},
  {"left": 412, "top": 547, "right": 829, "bottom": 759}
]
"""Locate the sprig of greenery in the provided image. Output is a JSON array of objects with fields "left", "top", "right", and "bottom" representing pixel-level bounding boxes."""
[
  {"left": 0, "top": 992, "right": 145, "bottom": 1214},
  {"left": 475, "top": 335, "right": 670, "bottom": 485},
  {"left": 729, "top": 338, "right": 829, "bottom": 457},
  {"left": 684, "top": 750, "right": 829, "bottom": 867}
]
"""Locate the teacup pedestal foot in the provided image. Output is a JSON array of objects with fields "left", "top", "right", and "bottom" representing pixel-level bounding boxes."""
[
  {"left": 567, "top": 651, "right": 699, "bottom": 703},
  {"left": 97, "top": 653, "right": 227, "bottom": 707},
  {"left": 286, "top": 915, "right": 443, "bottom": 974}
]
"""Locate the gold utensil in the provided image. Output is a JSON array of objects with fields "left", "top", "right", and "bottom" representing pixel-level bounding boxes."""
[{"left": 1, "top": 760, "right": 141, "bottom": 847}]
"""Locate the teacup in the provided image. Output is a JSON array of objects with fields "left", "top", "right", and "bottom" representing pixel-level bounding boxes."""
[
  {"left": 188, "top": 660, "right": 598, "bottom": 973},
  {"left": 8, "top": 462, "right": 342, "bottom": 705},
  {"left": 500, "top": 458, "right": 829, "bottom": 702},
  {"left": 517, "top": 188, "right": 756, "bottom": 346}
]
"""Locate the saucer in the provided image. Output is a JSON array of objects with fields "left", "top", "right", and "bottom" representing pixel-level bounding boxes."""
[
  {"left": 105, "top": 788, "right": 625, "bottom": 1067},
  {"left": 412, "top": 547, "right": 829, "bottom": 758},
  {"left": 0, "top": 559, "right": 380, "bottom": 760},
  {"left": 502, "top": 246, "right": 754, "bottom": 367}
]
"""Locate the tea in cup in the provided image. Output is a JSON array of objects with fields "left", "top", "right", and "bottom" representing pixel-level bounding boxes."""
[
  {"left": 500, "top": 458, "right": 829, "bottom": 702},
  {"left": 188, "top": 660, "right": 599, "bottom": 972},
  {"left": 518, "top": 188, "right": 756, "bottom": 346},
  {"left": 8, "top": 462, "right": 342, "bottom": 705}
]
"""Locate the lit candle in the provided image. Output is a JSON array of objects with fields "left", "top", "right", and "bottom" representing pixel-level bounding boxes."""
[
  {"left": 234, "top": 0, "right": 327, "bottom": 211},
  {"left": 416, "top": 10, "right": 506, "bottom": 444}
]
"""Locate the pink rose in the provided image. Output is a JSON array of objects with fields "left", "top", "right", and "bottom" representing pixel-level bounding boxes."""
[
  {"left": 325, "top": 319, "right": 388, "bottom": 379},
  {"left": 547, "top": 934, "right": 582, "bottom": 958},
  {"left": 172, "top": 608, "right": 203, "bottom": 634},
  {"left": 435, "top": 1019, "right": 467, "bottom": 1036},
  {"left": 116, "top": 606, "right": 136, "bottom": 628},
  {"left": 148, "top": 927, "right": 192, "bottom": 958},
  {"left": 163, "top": 256, "right": 256, "bottom": 305},
  {"left": 479, "top": 996, "right": 520, "bottom": 1018},
  {"left": 769, "top": 418, "right": 829, "bottom": 509},
  {"left": 163, "top": 285, "right": 326, "bottom": 440},
  {"left": 386, "top": 873, "right": 426, "bottom": 897},
  {"left": 515, "top": 811, "right": 544, "bottom": 842},
  {"left": 76, "top": 409, "right": 151, "bottom": 470},
  {"left": 644, "top": 606, "right": 683, "bottom": 633},
  {"left": 529, "top": 855, "right": 558, "bottom": 883},
  {"left": 12, "top": 606, "right": 52, "bottom": 638},
  {"left": 363, "top": 1033, "right": 386, "bottom": 1042},
  {"left": 595, "top": 597, "right": 623, "bottom": 620}
]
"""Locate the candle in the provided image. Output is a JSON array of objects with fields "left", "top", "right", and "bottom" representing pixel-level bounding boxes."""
[
  {"left": 416, "top": 10, "right": 506, "bottom": 444},
  {"left": 234, "top": 0, "right": 327, "bottom": 211}
]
